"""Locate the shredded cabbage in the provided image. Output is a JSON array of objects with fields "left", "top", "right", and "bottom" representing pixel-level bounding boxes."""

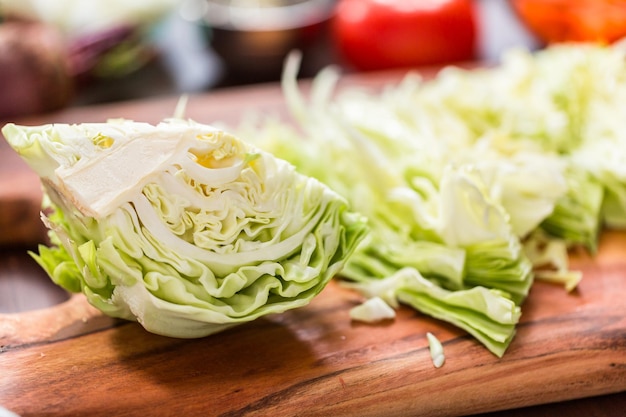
[{"left": 233, "top": 44, "right": 626, "bottom": 356}]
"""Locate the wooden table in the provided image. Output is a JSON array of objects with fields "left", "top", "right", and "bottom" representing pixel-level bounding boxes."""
[{"left": 1, "top": 73, "right": 625, "bottom": 417}]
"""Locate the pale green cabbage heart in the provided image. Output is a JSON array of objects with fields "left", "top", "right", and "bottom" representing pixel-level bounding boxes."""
[{"left": 2, "top": 119, "right": 367, "bottom": 338}]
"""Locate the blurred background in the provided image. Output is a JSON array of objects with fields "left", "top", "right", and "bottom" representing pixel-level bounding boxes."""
[{"left": 1, "top": 0, "right": 624, "bottom": 119}]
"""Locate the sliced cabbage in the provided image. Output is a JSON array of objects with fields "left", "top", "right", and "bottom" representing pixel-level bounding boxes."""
[
  {"left": 2, "top": 119, "right": 367, "bottom": 338},
  {"left": 426, "top": 332, "right": 445, "bottom": 368},
  {"left": 343, "top": 268, "right": 521, "bottom": 358},
  {"left": 349, "top": 296, "right": 396, "bottom": 323},
  {"left": 229, "top": 44, "right": 626, "bottom": 357},
  {"left": 523, "top": 230, "right": 582, "bottom": 292}
]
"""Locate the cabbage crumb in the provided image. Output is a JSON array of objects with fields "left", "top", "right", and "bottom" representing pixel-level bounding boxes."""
[
  {"left": 426, "top": 332, "right": 445, "bottom": 368},
  {"left": 349, "top": 296, "right": 396, "bottom": 323}
]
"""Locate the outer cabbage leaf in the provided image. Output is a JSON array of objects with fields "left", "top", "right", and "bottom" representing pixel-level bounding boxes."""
[
  {"left": 343, "top": 268, "right": 521, "bottom": 358},
  {"left": 539, "top": 168, "right": 604, "bottom": 252},
  {"left": 571, "top": 139, "right": 626, "bottom": 231},
  {"left": 3, "top": 119, "right": 367, "bottom": 338}
]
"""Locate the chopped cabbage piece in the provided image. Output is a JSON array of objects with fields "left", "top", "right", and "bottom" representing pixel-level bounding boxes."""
[
  {"left": 426, "top": 332, "right": 445, "bottom": 368},
  {"left": 349, "top": 296, "right": 396, "bottom": 323}
]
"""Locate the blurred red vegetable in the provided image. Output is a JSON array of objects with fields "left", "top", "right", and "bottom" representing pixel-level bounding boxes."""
[
  {"left": 331, "top": 0, "right": 478, "bottom": 71},
  {"left": 511, "top": 0, "right": 626, "bottom": 44}
]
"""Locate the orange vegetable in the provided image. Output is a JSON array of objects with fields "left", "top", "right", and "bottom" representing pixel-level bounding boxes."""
[{"left": 511, "top": 0, "right": 626, "bottom": 44}]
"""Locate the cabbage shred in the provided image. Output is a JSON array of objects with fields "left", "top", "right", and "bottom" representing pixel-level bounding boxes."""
[{"left": 235, "top": 44, "right": 626, "bottom": 357}]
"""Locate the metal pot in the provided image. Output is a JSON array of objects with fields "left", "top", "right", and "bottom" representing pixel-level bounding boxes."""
[{"left": 201, "top": 0, "right": 336, "bottom": 84}]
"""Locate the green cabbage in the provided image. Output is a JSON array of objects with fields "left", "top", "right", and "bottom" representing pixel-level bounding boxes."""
[
  {"left": 231, "top": 44, "right": 626, "bottom": 356},
  {"left": 2, "top": 119, "right": 367, "bottom": 338}
]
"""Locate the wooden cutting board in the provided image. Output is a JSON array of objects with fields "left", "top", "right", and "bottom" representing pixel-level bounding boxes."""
[{"left": 1, "top": 73, "right": 625, "bottom": 417}]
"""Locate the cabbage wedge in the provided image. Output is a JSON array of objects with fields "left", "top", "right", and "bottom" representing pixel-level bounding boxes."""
[{"left": 2, "top": 119, "right": 367, "bottom": 338}]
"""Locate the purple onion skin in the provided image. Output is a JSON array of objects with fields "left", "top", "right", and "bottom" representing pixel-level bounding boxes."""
[{"left": 67, "top": 24, "right": 137, "bottom": 83}]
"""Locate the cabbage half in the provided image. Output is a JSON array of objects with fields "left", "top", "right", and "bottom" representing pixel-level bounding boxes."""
[{"left": 2, "top": 119, "right": 367, "bottom": 338}]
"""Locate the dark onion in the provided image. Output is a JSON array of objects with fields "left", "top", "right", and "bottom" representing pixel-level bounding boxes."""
[{"left": 0, "top": 21, "right": 73, "bottom": 119}]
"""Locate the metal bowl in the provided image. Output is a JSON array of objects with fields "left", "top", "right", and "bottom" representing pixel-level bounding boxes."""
[{"left": 201, "top": 0, "right": 336, "bottom": 84}]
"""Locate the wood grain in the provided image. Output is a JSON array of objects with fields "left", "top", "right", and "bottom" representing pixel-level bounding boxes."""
[
  {"left": 1, "top": 230, "right": 625, "bottom": 416},
  {"left": 0, "top": 71, "right": 625, "bottom": 416}
]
